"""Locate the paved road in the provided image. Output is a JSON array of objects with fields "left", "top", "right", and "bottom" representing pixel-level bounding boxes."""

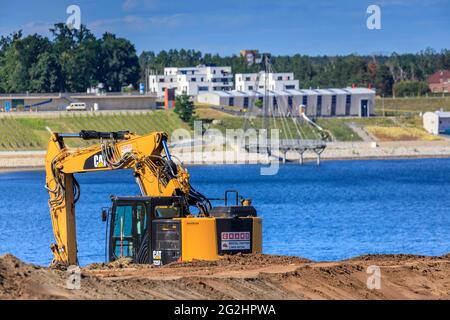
[{"left": 0, "top": 110, "right": 156, "bottom": 118}]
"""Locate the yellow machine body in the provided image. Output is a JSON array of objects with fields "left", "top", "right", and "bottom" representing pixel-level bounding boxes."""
[
  {"left": 178, "top": 217, "right": 262, "bottom": 262},
  {"left": 178, "top": 218, "right": 218, "bottom": 261}
]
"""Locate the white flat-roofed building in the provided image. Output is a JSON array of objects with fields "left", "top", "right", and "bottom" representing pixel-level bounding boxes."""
[
  {"left": 423, "top": 111, "right": 450, "bottom": 135},
  {"left": 195, "top": 90, "right": 233, "bottom": 107},
  {"left": 298, "top": 88, "right": 375, "bottom": 117},
  {"left": 148, "top": 75, "right": 178, "bottom": 96},
  {"left": 197, "top": 87, "right": 376, "bottom": 117},
  {"left": 344, "top": 87, "right": 376, "bottom": 117},
  {"left": 149, "top": 65, "right": 233, "bottom": 97},
  {"left": 235, "top": 72, "right": 299, "bottom": 91}
]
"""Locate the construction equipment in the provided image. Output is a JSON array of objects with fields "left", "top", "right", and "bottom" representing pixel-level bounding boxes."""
[
  {"left": 24, "top": 99, "right": 53, "bottom": 112},
  {"left": 45, "top": 130, "right": 262, "bottom": 267}
]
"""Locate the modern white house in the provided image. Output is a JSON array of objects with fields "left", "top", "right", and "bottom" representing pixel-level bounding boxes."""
[
  {"left": 197, "top": 87, "right": 376, "bottom": 118},
  {"left": 148, "top": 65, "right": 233, "bottom": 97},
  {"left": 423, "top": 111, "right": 450, "bottom": 135},
  {"left": 235, "top": 72, "right": 299, "bottom": 91}
]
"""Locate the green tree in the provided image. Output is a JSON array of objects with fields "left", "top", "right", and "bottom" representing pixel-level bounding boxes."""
[
  {"left": 139, "top": 51, "right": 156, "bottom": 83},
  {"left": 393, "top": 80, "right": 429, "bottom": 97},
  {"left": 50, "top": 23, "right": 100, "bottom": 92},
  {"left": 375, "top": 65, "right": 394, "bottom": 96},
  {"left": 99, "top": 33, "right": 140, "bottom": 91},
  {"left": 174, "top": 94, "right": 196, "bottom": 127},
  {"left": 0, "top": 34, "right": 51, "bottom": 93},
  {"left": 30, "top": 52, "right": 60, "bottom": 92}
]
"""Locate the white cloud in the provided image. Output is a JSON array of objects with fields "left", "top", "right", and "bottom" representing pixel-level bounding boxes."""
[
  {"left": 148, "top": 13, "right": 187, "bottom": 28},
  {"left": 88, "top": 13, "right": 187, "bottom": 34},
  {"left": 122, "top": 0, "right": 159, "bottom": 12},
  {"left": 122, "top": 0, "right": 138, "bottom": 11},
  {"left": 22, "top": 21, "right": 53, "bottom": 35},
  {"left": 89, "top": 15, "right": 146, "bottom": 33}
]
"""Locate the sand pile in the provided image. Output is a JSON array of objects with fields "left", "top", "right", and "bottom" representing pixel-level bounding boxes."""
[{"left": 1, "top": 253, "right": 450, "bottom": 300}]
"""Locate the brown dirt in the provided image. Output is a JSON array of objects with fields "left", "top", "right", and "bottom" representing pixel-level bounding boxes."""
[{"left": 1, "top": 253, "right": 450, "bottom": 300}]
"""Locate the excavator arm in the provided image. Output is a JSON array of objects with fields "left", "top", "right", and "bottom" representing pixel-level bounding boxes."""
[{"left": 45, "top": 130, "right": 209, "bottom": 266}]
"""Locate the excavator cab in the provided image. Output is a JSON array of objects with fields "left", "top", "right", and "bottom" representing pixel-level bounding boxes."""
[
  {"left": 105, "top": 196, "right": 186, "bottom": 265},
  {"left": 104, "top": 191, "right": 262, "bottom": 266}
]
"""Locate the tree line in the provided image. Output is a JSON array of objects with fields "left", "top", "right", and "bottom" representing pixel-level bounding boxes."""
[
  {"left": 0, "top": 24, "right": 140, "bottom": 93},
  {"left": 140, "top": 49, "right": 450, "bottom": 97},
  {"left": 1, "top": 24, "right": 449, "bottom": 97}
]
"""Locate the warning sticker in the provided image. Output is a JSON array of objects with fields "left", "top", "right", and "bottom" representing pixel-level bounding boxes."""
[
  {"left": 221, "top": 232, "right": 251, "bottom": 250},
  {"left": 120, "top": 144, "right": 133, "bottom": 155},
  {"left": 153, "top": 250, "right": 161, "bottom": 260}
]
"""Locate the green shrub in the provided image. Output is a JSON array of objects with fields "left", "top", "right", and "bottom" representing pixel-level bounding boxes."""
[{"left": 394, "top": 80, "right": 430, "bottom": 97}]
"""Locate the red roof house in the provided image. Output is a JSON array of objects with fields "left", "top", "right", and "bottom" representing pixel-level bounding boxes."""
[{"left": 427, "top": 70, "right": 450, "bottom": 93}]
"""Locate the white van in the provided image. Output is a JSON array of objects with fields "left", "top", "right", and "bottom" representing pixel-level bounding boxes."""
[{"left": 66, "top": 102, "right": 87, "bottom": 111}]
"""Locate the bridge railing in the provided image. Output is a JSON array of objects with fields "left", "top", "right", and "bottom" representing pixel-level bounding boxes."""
[{"left": 246, "top": 139, "right": 326, "bottom": 149}]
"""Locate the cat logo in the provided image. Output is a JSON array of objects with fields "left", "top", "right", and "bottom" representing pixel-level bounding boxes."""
[
  {"left": 83, "top": 152, "right": 107, "bottom": 170},
  {"left": 93, "top": 154, "right": 105, "bottom": 168}
]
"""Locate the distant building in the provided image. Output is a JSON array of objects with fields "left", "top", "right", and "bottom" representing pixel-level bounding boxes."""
[
  {"left": 423, "top": 111, "right": 450, "bottom": 135},
  {"left": 240, "top": 50, "right": 260, "bottom": 65},
  {"left": 148, "top": 65, "right": 233, "bottom": 97},
  {"left": 240, "top": 49, "right": 259, "bottom": 58},
  {"left": 197, "top": 88, "right": 376, "bottom": 118},
  {"left": 235, "top": 73, "right": 299, "bottom": 91},
  {"left": 427, "top": 70, "right": 450, "bottom": 93}
]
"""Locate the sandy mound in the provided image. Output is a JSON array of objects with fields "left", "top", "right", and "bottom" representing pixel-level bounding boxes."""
[
  {"left": 85, "top": 257, "right": 136, "bottom": 270},
  {"left": 163, "top": 253, "right": 311, "bottom": 268},
  {"left": 0, "top": 254, "right": 68, "bottom": 299},
  {"left": 1, "top": 253, "right": 450, "bottom": 300}
]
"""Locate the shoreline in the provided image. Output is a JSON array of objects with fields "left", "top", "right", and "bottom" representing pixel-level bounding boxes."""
[
  {"left": 1, "top": 153, "right": 450, "bottom": 173},
  {"left": 1, "top": 140, "right": 450, "bottom": 171}
]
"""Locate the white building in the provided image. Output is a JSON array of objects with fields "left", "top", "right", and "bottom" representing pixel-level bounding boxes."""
[
  {"left": 423, "top": 111, "right": 450, "bottom": 135},
  {"left": 235, "top": 72, "right": 299, "bottom": 91},
  {"left": 197, "top": 87, "right": 376, "bottom": 117},
  {"left": 148, "top": 65, "right": 233, "bottom": 97}
]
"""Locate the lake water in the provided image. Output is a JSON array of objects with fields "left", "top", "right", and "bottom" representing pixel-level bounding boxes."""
[{"left": 1, "top": 158, "right": 450, "bottom": 266}]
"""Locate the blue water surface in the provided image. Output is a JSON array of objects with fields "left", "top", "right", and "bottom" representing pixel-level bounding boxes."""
[{"left": 1, "top": 158, "right": 449, "bottom": 266}]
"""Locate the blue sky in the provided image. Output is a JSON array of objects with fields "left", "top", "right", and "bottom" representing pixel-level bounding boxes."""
[{"left": 1, "top": 0, "right": 449, "bottom": 55}]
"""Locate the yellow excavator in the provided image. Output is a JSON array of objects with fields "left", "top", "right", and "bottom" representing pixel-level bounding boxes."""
[{"left": 45, "top": 130, "right": 262, "bottom": 267}]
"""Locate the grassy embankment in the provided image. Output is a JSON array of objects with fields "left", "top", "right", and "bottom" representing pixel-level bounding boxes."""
[
  {"left": 198, "top": 97, "right": 450, "bottom": 142},
  {"left": 376, "top": 96, "right": 450, "bottom": 116},
  {"left": 1, "top": 96, "right": 449, "bottom": 151},
  {"left": 0, "top": 111, "right": 190, "bottom": 150},
  {"left": 195, "top": 105, "right": 439, "bottom": 142},
  {"left": 196, "top": 105, "right": 357, "bottom": 141},
  {"left": 368, "top": 96, "right": 450, "bottom": 141}
]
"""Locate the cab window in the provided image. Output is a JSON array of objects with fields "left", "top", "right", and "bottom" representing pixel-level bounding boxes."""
[
  {"left": 112, "top": 204, "right": 133, "bottom": 258},
  {"left": 155, "top": 206, "right": 181, "bottom": 218},
  {"left": 135, "top": 204, "right": 147, "bottom": 244}
]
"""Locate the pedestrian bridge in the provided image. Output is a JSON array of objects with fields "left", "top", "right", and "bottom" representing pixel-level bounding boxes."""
[{"left": 246, "top": 139, "right": 327, "bottom": 165}]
